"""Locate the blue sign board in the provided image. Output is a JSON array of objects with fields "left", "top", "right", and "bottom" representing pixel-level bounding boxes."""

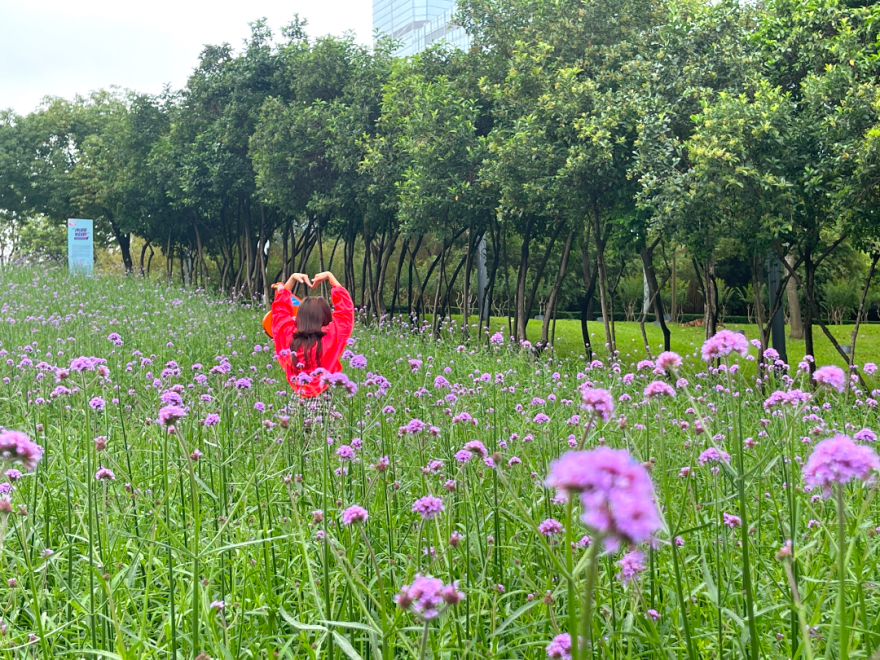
[{"left": 68, "top": 219, "right": 94, "bottom": 276}]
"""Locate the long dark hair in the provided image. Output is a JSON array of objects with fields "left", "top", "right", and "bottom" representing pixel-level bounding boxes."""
[{"left": 291, "top": 297, "right": 332, "bottom": 370}]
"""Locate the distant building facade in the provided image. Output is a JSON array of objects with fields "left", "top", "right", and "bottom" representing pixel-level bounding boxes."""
[{"left": 373, "top": 0, "right": 471, "bottom": 56}]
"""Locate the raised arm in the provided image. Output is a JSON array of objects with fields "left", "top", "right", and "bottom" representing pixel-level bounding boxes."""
[
  {"left": 312, "top": 271, "right": 354, "bottom": 341},
  {"left": 328, "top": 285, "right": 355, "bottom": 340},
  {"left": 271, "top": 273, "right": 311, "bottom": 347},
  {"left": 271, "top": 288, "right": 297, "bottom": 344}
]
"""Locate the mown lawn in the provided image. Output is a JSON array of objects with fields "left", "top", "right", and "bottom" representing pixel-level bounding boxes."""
[{"left": 490, "top": 316, "right": 880, "bottom": 367}]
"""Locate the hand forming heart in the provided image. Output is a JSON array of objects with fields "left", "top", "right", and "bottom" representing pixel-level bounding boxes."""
[{"left": 272, "top": 271, "right": 341, "bottom": 292}]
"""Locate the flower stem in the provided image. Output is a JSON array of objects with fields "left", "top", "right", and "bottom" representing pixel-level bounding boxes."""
[
  {"left": 578, "top": 537, "right": 601, "bottom": 658},
  {"left": 419, "top": 620, "right": 430, "bottom": 660},
  {"left": 565, "top": 499, "right": 579, "bottom": 660},
  {"left": 836, "top": 483, "right": 848, "bottom": 660}
]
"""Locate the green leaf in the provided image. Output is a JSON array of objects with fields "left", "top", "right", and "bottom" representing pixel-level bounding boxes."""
[
  {"left": 331, "top": 631, "right": 365, "bottom": 660},
  {"left": 280, "top": 606, "right": 327, "bottom": 632}
]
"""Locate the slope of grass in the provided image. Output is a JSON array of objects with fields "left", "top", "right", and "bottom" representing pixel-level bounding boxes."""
[{"left": 508, "top": 317, "right": 880, "bottom": 368}]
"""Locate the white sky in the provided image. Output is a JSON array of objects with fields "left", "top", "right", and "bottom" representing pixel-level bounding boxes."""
[{"left": 0, "top": 0, "right": 373, "bottom": 115}]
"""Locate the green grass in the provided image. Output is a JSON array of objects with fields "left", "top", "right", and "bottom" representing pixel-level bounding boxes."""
[
  {"left": 506, "top": 316, "right": 879, "bottom": 368},
  {"left": 1, "top": 265, "right": 879, "bottom": 660}
]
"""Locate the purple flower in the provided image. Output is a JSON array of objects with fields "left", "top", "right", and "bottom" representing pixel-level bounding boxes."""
[
  {"left": 454, "top": 450, "right": 473, "bottom": 463},
  {"left": 203, "top": 413, "right": 220, "bottom": 427},
  {"left": 533, "top": 413, "right": 551, "bottom": 424},
  {"left": 656, "top": 351, "right": 682, "bottom": 373},
  {"left": 854, "top": 428, "right": 876, "bottom": 443},
  {"left": 412, "top": 495, "right": 444, "bottom": 520},
  {"left": 698, "top": 447, "right": 731, "bottom": 466},
  {"left": 397, "top": 574, "right": 461, "bottom": 620},
  {"left": 70, "top": 356, "right": 106, "bottom": 372},
  {"left": 701, "top": 330, "right": 749, "bottom": 361},
  {"left": 763, "top": 389, "right": 811, "bottom": 410},
  {"left": 643, "top": 381, "right": 675, "bottom": 399},
  {"left": 813, "top": 365, "right": 846, "bottom": 393},
  {"left": 95, "top": 467, "right": 115, "bottom": 481},
  {"left": 538, "top": 518, "right": 564, "bottom": 536},
  {"left": 546, "top": 633, "right": 573, "bottom": 659},
  {"left": 158, "top": 405, "right": 187, "bottom": 427},
  {"left": 336, "top": 445, "right": 355, "bottom": 461},
  {"left": 210, "top": 600, "right": 225, "bottom": 610},
  {"left": 616, "top": 550, "right": 646, "bottom": 585},
  {"left": 408, "top": 359, "right": 423, "bottom": 372},
  {"left": 803, "top": 434, "right": 880, "bottom": 497},
  {"left": 402, "top": 419, "right": 426, "bottom": 434},
  {"left": 321, "top": 372, "right": 358, "bottom": 396},
  {"left": 89, "top": 396, "right": 106, "bottom": 411},
  {"left": 453, "top": 412, "right": 476, "bottom": 425},
  {"left": 864, "top": 362, "right": 877, "bottom": 375},
  {"left": 160, "top": 390, "right": 184, "bottom": 406},
  {"left": 5, "top": 469, "right": 22, "bottom": 482},
  {"left": 490, "top": 332, "right": 504, "bottom": 345},
  {"left": 350, "top": 355, "right": 368, "bottom": 369},
  {"left": 463, "top": 440, "right": 487, "bottom": 457},
  {"left": 579, "top": 387, "right": 614, "bottom": 422},
  {"left": 0, "top": 431, "right": 43, "bottom": 471},
  {"left": 433, "top": 376, "right": 450, "bottom": 389},
  {"left": 341, "top": 505, "right": 369, "bottom": 525},
  {"left": 646, "top": 608, "right": 660, "bottom": 621},
  {"left": 545, "top": 448, "right": 661, "bottom": 549},
  {"left": 723, "top": 513, "right": 742, "bottom": 528}
]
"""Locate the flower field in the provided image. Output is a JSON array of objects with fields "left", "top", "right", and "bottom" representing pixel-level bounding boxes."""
[{"left": 1, "top": 265, "right": 879, "bottom": 660}]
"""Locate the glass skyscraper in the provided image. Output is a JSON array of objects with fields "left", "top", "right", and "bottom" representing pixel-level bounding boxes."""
[{"left": 373, "top": 0, "right": 471, "bottom": 56}]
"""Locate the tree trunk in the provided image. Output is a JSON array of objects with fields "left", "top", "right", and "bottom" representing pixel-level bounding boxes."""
[
  {"left": 442, "top": 250, "right": 469, "bottom": 320},
  {"left": 282, "top": 220, "right": 291, "bottom": 282},
  {"left": 391, "top": 236, "right": 409, "bottom": 316},
  {"left": 671, "top": 248, "right": 677, "bottom": 322},
  {"left": 803, "top": 250, "right": 816, "bottom": 366},
  {"left": 139, "top": 239, "right": 152, "bottom": 277},
  {"left": 376, "top": 230, "right": 398, "bottom": 315},
  {"left": 592, "top": 217, "right": 614, "bottom": 356},
  {"left": 483, "top": 220, "right": 501, "bottom": 335},
  {"left": 462, "top": 224, "right": 475, "bottom": 334},
  {"left": 502, "top": 217, "right": 512, "bottom": 338},
  {"left": 541, "top": 227, "right": 574, "bottom": 347},
  {"left": 193, "top": 221, "right": 207, "bottom": 288},
  {"left": 514, "top": 215, "right": 534, "bottom": 342},
  {"left": 849, "top": 252, "right": 879, "bottom": 372},
  {"left": 146, "top": 245, "right": 154, "bottom": 278},
  {"left": 415, "top": 229, "right": 466, "bottom": 318},
  {"left": 784, "top": 254, "right": 803, "bottom": 339},
  {"left": 579, "top": 231, "right": 598, "bottom": 360},
  {"left": 107, "top": 218, "right": 133, "bottom": 273},
  {"left": 751, "top": 256, "right": 768, "bottom": 353},
  {"left": 703, "top": 256, "right": 718, "bottom": 339},
  {"left": 360, "top": 235, "right": 370, "bottom": 310},
  {"left": 431, "top": 247, "right": 446, "bottom": 336},
  {"left": 318, "top": 224, "right": 327, "bottom": 298},
  {"left": 525, "top": 220, "right": 565, "bottom": 337},
  {"left": 166, "top": 231, "right": 173, "bottom": 283},
  {"left": 219, "top": 246, "right": 230, "bottom": 292},
  {"left": 639, "top": 242, "right": 671, "bottom": 352},
  {"left": 407, "top": 236, "right": 424, "bottom": 320},
  {"left": 258, "top": 206, "right": 268, "bottom": 307}
]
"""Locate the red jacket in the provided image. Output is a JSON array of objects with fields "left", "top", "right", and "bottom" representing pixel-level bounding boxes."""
[{"left": 272, "top": 286, "right": 355, "bottom": 398}]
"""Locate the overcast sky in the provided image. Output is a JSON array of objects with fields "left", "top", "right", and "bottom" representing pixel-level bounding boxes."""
[{"left": 0, "top": 0, "right": 373, "bottom": 115}]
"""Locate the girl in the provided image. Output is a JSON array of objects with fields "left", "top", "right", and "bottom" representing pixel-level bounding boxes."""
[{"left": 270, "top": 271, "right": 354, "bottom": 398}]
